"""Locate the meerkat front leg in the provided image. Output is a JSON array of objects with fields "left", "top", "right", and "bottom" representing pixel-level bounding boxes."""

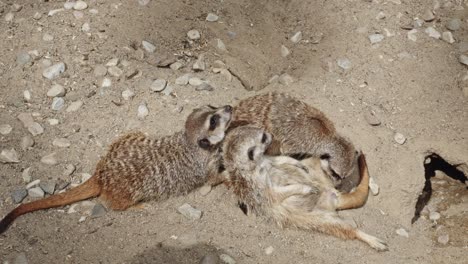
[{"left": 270, "top": 156, "right": 309, "bottom": 173}]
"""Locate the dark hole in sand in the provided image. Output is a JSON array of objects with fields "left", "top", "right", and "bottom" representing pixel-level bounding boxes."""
[{"left": 411, "top": 153, "right": 467, "bottom": 224}]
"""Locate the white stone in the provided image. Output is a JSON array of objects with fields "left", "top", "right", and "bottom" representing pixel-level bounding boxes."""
[
  {"left": 376, "top": 12, "right": 386, "bottom": 20},
  {"left": 187, "top": 30, "right": 201, "bottom": 40},
  {"left": 290, "top": 31, "right": 302, "bottom": 43},
  {"left": 337, "top": 58, "right": 352, "bottom": 70},
  {"left": 108, "top": 66, "right": 123, "bottom": 77},
  {"left": 22, "top": 167, "right": 32, "bottom": 183},
  {"left": 28, "top": 187, "right": 45, "bottom": 198},
  {"left": 106, "top": 58, "right": 119, "bottom": 67},
  {"left": 219, "top": 254, "right": 236, "bottom": 264},
  {"left": 429, "top": 211, "right": 441, "bottom": 221},
  {"left": 27, "top": 122, "right": 44, "bottom": 136},
  {"left": 51, "top": 97, "right": 65, "bottom": 111},
  {"left": 122, "top": 89, "right": 135, "bottom": 100},
  {"left": 177, "top": 203, "right": 202, "bottom": 220},
  {"left": 279, "top": 73, "right": 294, "bottom": 85},
  {"left": 43, "top": 62, "right": 66, "bottom": 80},
  {"left": 369, "top": 34, "right": 384, "bottom": 44},
  {"left": 138, "top": 0, "right": 150, "bottom": 6},
  {"left": 175, "top": 74, "right": 190, "bottom": 85},
  {"left": 0, "top": 149, "right": 19, "bottom": 163},
  {"left": 396, "top": 228, "right": 409, "bottom": 238},
  {"left": 137, "top": 102, "right": 149, "bottom": 119},
  {"left": 21, "top": 136, "right": 34, "bottom": 150},
  {"left": 220, "top": 69, "right": 232, "bottom": 82},
  {"left": 48, "top": 119, "right": 59, "bottom": 125},
  {"left": 48, "top": 8, "right": 64, "bottom": 16},
  {"left": 47, "top": 84, "right": 66, "bottom": 97},
  {"left": 41, "top": 153, "right": 58, "bottom": 165},
  {"left": 442, "top": 31, "right": 455, "bottom": 44},
  {"left": 43, "top": 33, "right": 54, "bottom": 42},
  {"left": 394, "top": 132, "right": 406, "bottom": 145},
  {"left": 265, "top": 246, "right": 274, "bottom": 255},
  {"left": 198, "top": 185, "right": 212, "bottom": 196},
  {"left": 216, "top": 39, "right": 227, "bottom": 51},
  {"left": 26, "top": 179, "right": 41, "bottom": 189},
  {"left": 189, "top": 77, "right": 204, "bottom": 86},
  {"left": 66, "top": 101, "right": 83, "bottom": 112},
  {"left": 369, "top": 177, "right": 380, "bottom": 195},
  {"left": 0, "top": 124, "right": 12, "bottom": 135},
  {"left": 206, "top": 13, "right": 219, "bottom": 22},
  {"left": 81, "top": 173, "right": 92, "bottom": 183},
  {"left": 407, "top": 29, "right": 418, "bottom": 42},
  {"left": 150, "top": 79, "right": 167, "bottom": 92},
  {"left": 425, "top": 27, "right": 441, "bottom": 39},
  {"left": 73, "top": 1, "right": 88, "bottom": 10},
  {"left": 281, "top": 45, "right": 290, "bottom": 57},
  {"left": 4, "top": 12, "right": 14, "bottom": 22},
  {"left": 142, "top": 40, "right": 156, "bottom": 53},
  {"left": 437, "top": 234, "right": 449, "bottom": 245},
  {"left": 94, "top": 65, "right": 107, "bottom": 76},
  {"left": 170, "top": 62, "right": 183, "bottom": 70},
  {"left": 192, "top": 56, "right": 205, "bottom": 71},
  {"left": 81, "top": 23, "right": 90, "bottom": 32},
  {"left": 23, "top": 90, "right": 32, "bottom": 102},
  {"left": 53, "top": 138, "right": 71, "bottom": 148},
  {"left": 101, "top": 78, "right": 112, "bottom": 87},
  {"left": 64, "top": 2, "right": 76, "bottom": 10}
]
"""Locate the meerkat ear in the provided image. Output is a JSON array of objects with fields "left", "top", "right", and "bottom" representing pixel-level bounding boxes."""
[{"left": 198, "top": 138, "right": 211, "bottom": 149}]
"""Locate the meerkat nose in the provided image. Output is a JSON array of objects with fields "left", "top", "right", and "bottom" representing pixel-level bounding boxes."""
[{"left": 224, "top": 105, "right": 233, "bottom": 113}]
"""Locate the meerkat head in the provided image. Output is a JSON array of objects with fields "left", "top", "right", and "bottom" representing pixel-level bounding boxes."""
[
  {"left": 185, "top": 104, "right": 233, "bottom": 150},
  {"left": 222, "top": 126, "right": 272, "bottom": 172},
  {"left": 318, "top": 136, "right": 361, "bottom": 189}
]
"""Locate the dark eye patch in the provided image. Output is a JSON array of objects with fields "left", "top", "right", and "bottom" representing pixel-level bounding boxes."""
[
  {"left": 261, "top": 133, "right": 268, "bottom": 143},
  {"left": 248, "top": 147, "right": 255, "bottom": 161},
  {"left": 209, "top": 114, "right": 220, "bottom": 130}
]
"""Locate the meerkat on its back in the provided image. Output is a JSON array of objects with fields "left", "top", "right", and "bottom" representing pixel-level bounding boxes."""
[
  {"left": 0, "top": 105, "right": 233, "bottom": 234},
  {"left": 231, "top": 92, "right": 360, "bottom": 192},
  {"left": 222, "top": 126, "right": 388, "bottom": 251}
]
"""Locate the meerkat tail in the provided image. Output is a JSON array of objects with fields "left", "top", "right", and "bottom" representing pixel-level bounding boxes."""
[
  {"left": 0, "top": 176, "right": 101, "bottom": 234},
  {"left": 335, "top": 154, "right": 370, "bottom": 210}
]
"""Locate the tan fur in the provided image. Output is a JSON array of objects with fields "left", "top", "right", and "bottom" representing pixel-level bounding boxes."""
[
  {"left": 0, "top": 105, "right": 232, "bottom": 234},
  {"left": 230, "top": 92, "right": 361, "bottom": 192},
  {"left": 223, "top": 126, "right": 387, "bottom": 251}
]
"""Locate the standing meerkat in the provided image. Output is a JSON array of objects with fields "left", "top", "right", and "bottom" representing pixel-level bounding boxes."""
[
  {"left": 221, "top": 126, "right": 388, "bottom": 251},
  {"left": 230, "top": 92, "right": 361, "bottom": 192},
  {"left": 0, "top": 105, "right": 233, "bottom": 234}
]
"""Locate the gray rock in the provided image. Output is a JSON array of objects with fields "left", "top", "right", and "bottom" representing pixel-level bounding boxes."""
[
  {"left": 278, "top": 73, "right": 294, "bottom": 85},
  {"left": 199, "top": 253, "right": 218, "bottom": 264},
  {"left": 150, "top": 79, "right": 167, "bottom": 92},
  {"left": 56, "top": 180, "right": 70, "bottom": 191},
  {"left": 73, "top": 1, "right": 88, "bottom": 10},
  {"left": 101, "top": 77, "right": 112, "bottom": 88},
  {"left": 43, "top": 33, "right": 54, "bottom": 42},
  {"left": 138, "top": 0, "right": 151, "bottom": 6},
  {"left": 189, "top": 77, "right": 204, "bottom": 86},
  {"left": 16, "top": 52, "right": 31, "bottom": 65},
  {"left": 63, "top": 164, "right": 76, "bottom": 176},
  {"left": 11, "top": 188, "right": 28, "bottom": 204},
  {"left": 178, "top": 203, "right": 202, "bottom": 220},
  {"left": 106, "top": 58, "right": 119, "bottom": 67},
  {"left": 33, "top": 12, "right": 42, "bottom": 20},
  {"left": 64, "top": 2, "right": 75, "bottom": 9},
  {"left": 122, "top": 89, "right": 135, "bottom": 100},
  {"left": 28, "top": 187, "right": 45, "bottom": 198},
  {"left": 142, "top": 40, "right": 156, "bottom": 53},
  {"left": 27, "top": 122, "right": 44, "bottom": 136},
  {"left": 23, "top": 90, "right": 32, "bottom": 102},
  {"left": 175, "top": 74, "right": 190, "bottom": 85},
  {"left": 5, "top": 12, "right": 14, "bottom": 22},
  {"left": 459, "top": 55, "right": 468, "bottom": 66},
  {"left": 195, "top": 82, "right": 214, "bottom": 92},
  {"left": 187, "top": 30, "right": 201, "bottom": 40},
  {"left": 446, "top": 18, "right": 461, "bottom": 31},
  {"left": 81, "top": 23, "right": 90, "bottom": 32},
  {"left": 17, "top": 113, "right": 34, "bottom": 127},
  {"left": 52, "top": 97, "right": 65, "bottom": 111},
  {"left": 41, "top": 152, "right": 58, "bottom": 165},
  {"left": 22, "top": 167, "right": 32, "bottom": 183},
  {"left": 216, "top": 39, "right": 227, "bottom": 51},
  {"left": 94, "top": 65, "right": 107, "bottom": 76},
  {"left": 170, "top": 61, "right": 183, "bottom": 70},
  {"left": 396, "top": 228, "right": 409, "bottom": 238},
  {"left": 264, "top": 246, "right": 274, "bottom": 255},
  {"left": 14, "top": 252, "right": 28, "bottom": 264},
  {"left": 422, "top": 9, "right": 435, "bottom": 22},
  {"left": 0, "top": 149, "right": 19, "bottom": 163},
  {"left": 108, "top": 66, "right": 123, "bottom": 77},
  {"left": 429, "top": 211, "right": 441, "bottom": 220},
  {"left": 364, "top": 111, "right": 381, "bottom": 126},
  {"left": 375, "top": 11, "right": 386, "bottom": 20},
  {"left": 407, "top": 29, "right": 418, "bottom": 42},
  {"left": 21, "top": 136, "right": 35, "bottom": 150},
  {"left": 206, "top": 13, "right": 219, "bottom": 22},
  {"left": 198, "top": 185, "right": 212, "bottom": 196},
  {"left": 26, "top": 179, "right": 40, "bottom": 189},
  {"left": 137, "top": 102, "right": 149, "bottom": 119},
  {"left": 281, "top": 45, "right": 290, "bottom": 57},
  {"left": 53, "top": 138, "right": 71, "bottom": 148},
  {"left": 47, "top": 84, "right": 66, "bottom": 97},
  {"left": 437, "top": 234, "right": 449, "bottom": 245},
  {"left": 48, "top": 8, "right": 64, "bottom": 17},
  {"left": 91, "top": 203, "right": 107, "bottom": 218},
  {"left": 0, "top": 124, "right": 12, "bottom": 135},
  {"left": 369, "top": 34, "right": 384, "bottom": 44},
  {"left": 42, "top": 62, "right": 66, "bottom": 80},
  {"left": 219, "top": 254, "right": 236, "bottom": 264},
  {"left": 162, "top": 84, "right": 173, "bottom": 96},
  {"left": 66, "top": 100, "right": 83, "bottom": 112},
  {"left": 193, "top": 56, "right": 206, "bottom": 71},
  {"left": 220, "top": 69, "right": 232, "bottom": 82},
  {"left": 290, "top": 31, "right": 302, "bottom": 43},
  {"left": 39, "top": 181, "right": 56, "bottom": 195},
  {"left": 425, "top": 27, "right": 441, "bottom": 39},
  {"left": 413, "top": 19, "right": 424, "bottom": 28},
  {"left": 442, "top": 31, "right": 454, "bottom": 43},
  {"left": 394, "top": 132, "right": 406, "bottom": 145},
  {"left": 337, "top": 58, "right": 352, "bottom": 70}
]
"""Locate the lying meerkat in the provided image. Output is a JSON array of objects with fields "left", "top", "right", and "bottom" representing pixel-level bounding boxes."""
[
  {"left": 230, "top": 92, "right": 361, "bottom": 192},
  {"left": 0, "top": 105, "right": 232, "bottom": 234},
  {"left": 222, "top": 126, "right": 388, "bottom": 251}
]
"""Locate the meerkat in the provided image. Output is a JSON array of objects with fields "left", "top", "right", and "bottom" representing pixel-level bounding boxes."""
[
  {"left": 229, "top": 92, "right": 361, "bottom": 192},
  {"left": 221, "top": 126, "right": 388, "bottom": 251},
  {"left": 0, "top": 105, "right": 233, "bottom": 234}
]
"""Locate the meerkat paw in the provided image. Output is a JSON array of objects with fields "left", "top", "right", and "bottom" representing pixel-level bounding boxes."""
[{"left": 357, "top": 231, "right": 388, "bottom": 251}]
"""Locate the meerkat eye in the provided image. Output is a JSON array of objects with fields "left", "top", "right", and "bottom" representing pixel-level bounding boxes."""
[
  {"left": 209, "top": 115, "right": 220, "bottom": 130},
  {"left": 247, "top": 147, "right": 255, "bottom": 161},
  {"left": 261, "top": 133, "right": 268, "bottom": 143}
]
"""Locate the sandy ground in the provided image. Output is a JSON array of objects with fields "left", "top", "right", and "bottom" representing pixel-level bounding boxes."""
[{"left": 0, "top": 0, "right": 467, "bottom": 263}]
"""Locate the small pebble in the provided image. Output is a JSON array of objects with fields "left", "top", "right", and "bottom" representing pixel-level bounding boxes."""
[
  {"left": 177, "top": 203, "right": 202, "bottom": 220},
  {"left": 290, "top": 31, "right": 302, "bottom": 43},
  {"left": 64, "top": 2, "right": 76, "bottom": 9},
  {"left": 0, "top": 124, "right": 12, "bottom": 135},
  {"left": 22, "top": 167, "right": 32, "bottom": 183},
  {"left": 11, "top": 188, "right": 27, "bottom": 203},
  {"left": 407, "top": 29, "right": 418, "bottom": 42},
  {"left": 51, "top": 97, "right": 65, "bottom": 111},
  {"left": 48, "top": 119, "right": 59, "bottom": 125},
  {"left": 17, "top": 113, "right": 34, "bottom": 127},
  {"left": 422, "top": 9, "right": 435, "bottom": 22},
  {"left": 198, "top": 185, "right": 212, "bottom": 196},
  {"left": 142, "top": 40, "right": 156, "bottom": 53},
  {"left": 64, "top": 164, "right": 76, "bottom": 176},
  {"left": 26, "top": 179, "right": 40, "bottom": 189},
  {"left": 28, "top": 187, "right": 45, "bottom": 198},
  {"left": 437, "top": 234, "right": 449, "bottom": 245},
  {"left": 442, "top": 31, "right": 455, "bottom": 44},
  {"left": 446, "top": 18, "right": 461, "bottom": 31},
  {"left": 219, "top": 254, "right": 236, "bottom": 264},
  {"left": 41, "top": 153, "right": 58, "bottom": 165},
  {"left": 170, "top": 61, "right": 183, "bottom": 70},
  {"left": 337, "top": 58, "right": 352, "bottom": 70},
  {"left": 33, "top": 12, "right": 42, "bottom": 20},
  {"left": 101, "top": 78, "right": 112, "bottom": 88},
  {"left": 278, "top": 73, "right": 293, "bottom": 85},
  {"left": 43, "top": 33, "right": 54, "bottom": 42},
  {"left": 187, "top": 29, "right": 201, "bottom": 40},
  {"left": 66, "top": 101, "right": 83, "bottom": 112},
  {"left": 81, "top": 173, "right": 92, "bottom": 183},
  {"left": 106, "top": 58, "right": 119, "bottom": 67},
  {"left": 195, "top": 83, "right": 214, "bottom": 92},
  {"left": 4, "top": 12, "right": 14, "bottom": 22},
  {"left": 413, "top": 19, "right": 424, "bottom": 28},
  {"left": 193, "top": 56, "right": 206, "bottom": 71},
  {"left": 175, "top": 74, "right": 190, "bottom": 85},
  {"left": 53, "top": 138, "right": 71, "bottom": 148},
  {"left": 199, "top": 253, "right": 218, "bottom": 264},
  {"left": 0, "top": 149, "right": 20, "bottom": 163},
  {"left": 281, "top": 45, "right": 290, "bottom": 57},
  {"left": 264, "top": 246, "right": 274, "bottom": 255},
  {"left": 13, "top": 252, "right": 28, "bottom": 264},
  {"left": 23, "top": 90, "right": 32, "bottom": 101},
  {"left": 369, "top": 177, "right": 379, "bottom": 195},
  {"left": 429, "top": 211, "right": 441, "bottom": 221},
  {"left": 206, "top": 13, "right": 219, "bottom": 22},
  {"left": 73, "top": 1, "right": 88, "bottom": 10},
  {"left": 220, "top": 69, "right": 232, "bottom": 82},
  {"left": 138, "top": 0, "right": 151, "bottom": 6},
  {"left": 364, "top": 111, "right": 381, "bottom": 126},
  {"left": 91, "top": 203, "right": 107, "bottom": 218},
  {"left": 122, "top": 89, "right": 135, "bottom": 100},
  {"left": 43, "top": 62, "right": 66, "bottom": 80},
  {"left": 81, "top": 23, "right": 90, "bottom": 32},
  {"left": 396, "top": 228, "right": 409, "bottom": 238},
  {"left": 425, "top": 27, "right": 441, "bottom": 39},
  {"left": 92, "top": 65, "right": 107, "bottom": 77},
  {"left": 369, "top": 34, "right": 384, "bottom": 44},
  {"left": 79, "top": 216, "right": 87, "bottom": 223},
  {"left": 216, "top": 39, "right": 227, "bottom": 52},
  {"left": 16, "top": 52, "right": 31, "bottom": 65},
  {"left": 48, "top": 8, "right": 64, "bottom": 16},
  {"left": 189, "top": 77, "right": 204, "bottom": 86},
  {"left": 376, "top": 11, "right": 386, "bottom": 20},
  {"left": 39, "top": 181, "right": 56, "bottom": 195},
  {"left": 458, "top": 55, "right": 468, "bottom": 66},
  {"left": 27, "top": 122, "right": 44, "bottom": 136},
  {"left": 137, "top": 102, "right": 149, "bottom": 119},
  {"left": 108, "top": 66, "right": 123, "bottom": 77},
  {"left": 150, "top": 79, "right": 167, "bottom": 92},
  {"left": 394, "top": 133, "right": 406, "bottom": 145},
  {"left": 21, "top": 136, "right": 35, "bottom": 150},
  {"left": 47, "top": 84, "right": 66, "bottom": 97}
]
